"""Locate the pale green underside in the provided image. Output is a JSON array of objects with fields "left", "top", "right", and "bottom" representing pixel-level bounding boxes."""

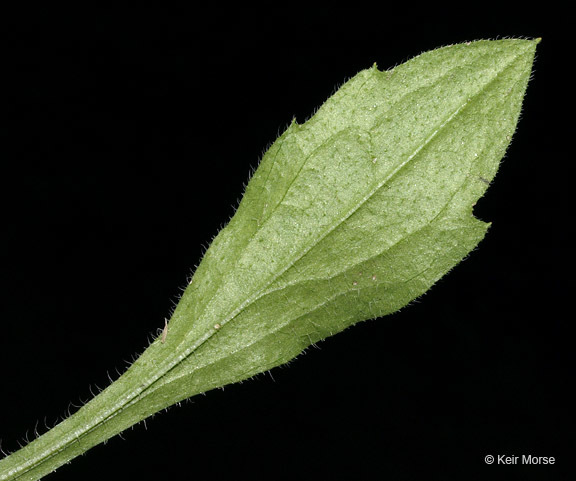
[{"left": 0, "top": 38, "right": 537, "bottom": 480}]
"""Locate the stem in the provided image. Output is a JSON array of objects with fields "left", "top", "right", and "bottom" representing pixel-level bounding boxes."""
[{"left": 0, "top": 343, "right": 170, "bottom": 481}]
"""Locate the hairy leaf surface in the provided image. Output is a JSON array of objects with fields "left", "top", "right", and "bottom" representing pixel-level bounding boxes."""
[{"left": 0, "top": 38, "right": 538, "bottom": 480}]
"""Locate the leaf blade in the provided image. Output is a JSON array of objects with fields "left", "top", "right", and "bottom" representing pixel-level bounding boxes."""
[
  {"left": 138, "top": 38, "right": 538, "bottom": 406},
  {"left": 0, "top": 38, "right": 538, "bottom": 481},
  {"left": 169, "top": 38, "right": 537, "bottom": 355}
]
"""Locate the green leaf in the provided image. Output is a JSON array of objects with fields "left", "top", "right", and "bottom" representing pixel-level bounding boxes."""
[{"left": 0, "top": 38, "right": 538, "bottom": 480}]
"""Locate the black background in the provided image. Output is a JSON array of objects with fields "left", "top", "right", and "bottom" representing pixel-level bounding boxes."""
[{"left": 0, "top": 7, "right": 572, "bottom": 481}]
